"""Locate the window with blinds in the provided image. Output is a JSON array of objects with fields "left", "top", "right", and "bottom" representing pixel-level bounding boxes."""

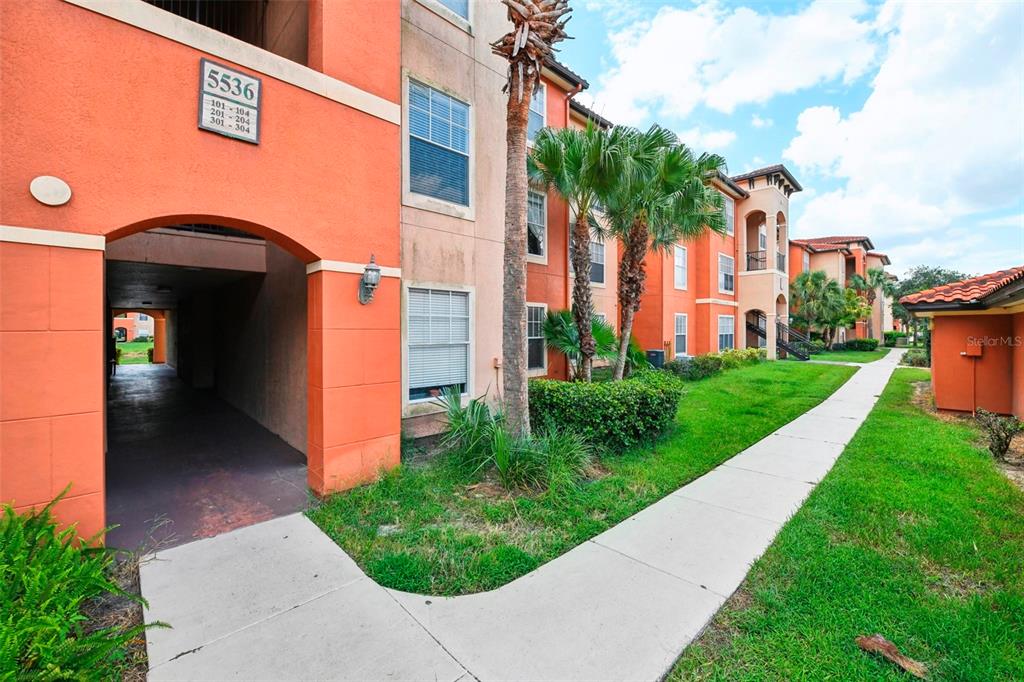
[
  {"left": 528, "top": 190, "right": 546, "bottom": 257},
  {"left": 569, "top": 227, "right": 606, "bottom": 284},
  {"left": 674, "top": 313, "right": 688, "bottom": 357},
  {"left": 718, "top": 315, "right": 735, "bottom": 351},
  {"left": 723, "top": 195, "right": 735, "bottom": 235},
  {"left": 674, "top": 245, "right": 687, "bottom": 289},
  {"left": 409, "top": 81, "right": 470, "bottom": 206},
  {"left": 527, "top": 305, "right": 546, "bottom": 370},
  {"left": 589, "top": 239, "right": 605, "bottom": 283},
  {"left": 718, "top": 254, "right": 735, "bottom": 293},
  {"left": 407, "top": 288, "right": 470, "bottom": 400},
  {"left": 528, "top": 82, "right": 546, "bottom": 142}
]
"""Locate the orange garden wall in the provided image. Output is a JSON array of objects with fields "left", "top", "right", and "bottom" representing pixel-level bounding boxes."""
[
  {"left": 0, "top": 0, "right": 401, "bottom": 539},
  {"left": 930, "top": 315, "right": 1015, "bottom": 415}
]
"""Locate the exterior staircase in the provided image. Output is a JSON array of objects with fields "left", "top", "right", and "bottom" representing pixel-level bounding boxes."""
[{"left": 746, "top": 312, "right": 812, "bottom": 361}]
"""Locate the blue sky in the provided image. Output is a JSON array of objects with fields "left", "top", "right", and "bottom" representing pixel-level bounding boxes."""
[{"left": 555, "top": 0, "right": 1024, "bottom": 277}]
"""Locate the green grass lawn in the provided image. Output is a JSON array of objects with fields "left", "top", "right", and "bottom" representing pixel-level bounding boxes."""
[
  {"left": 308, "top": 361, "right": 856, "bottom": 596},
  {"left": 804, "top": 348, "right": 891, "bottom": 363},
  {"left": 670, "top": 368, "right": 1024, "bottom": 680},
  {"left": 116, "top": 340, "right": 153, "bottom": 365}
]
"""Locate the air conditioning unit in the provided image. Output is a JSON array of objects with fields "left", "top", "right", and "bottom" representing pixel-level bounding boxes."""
[{"left": 645, "top": 349, "right": 665, "bottom": 368}]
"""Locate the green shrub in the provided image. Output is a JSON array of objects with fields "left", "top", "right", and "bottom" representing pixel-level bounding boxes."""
[
  {"left": 901, "top": 348, "right": 929, "bottom": 367},
  {"left": 146, "top": 347, "right": 154, "bottom": 363},
  {"left": 1, "top": 494, "right": 148, "bottom": 678},
  {"left": 883, "top": 331, "right": 908, "bottom": 347},
  {"left": 436, "top": 390, "right": 592, "bottom": 491},
  {"left": 719, "top": 347, "right": 764, "bottom": 369},
  {"left": 830, "top": 342, "right": 847, "bottom": 351},
  {"left": 114, "top": 348, "right": 123, "bottom": 365},
  {"left": 529, "top": 370, "right": 684, "bottom": 453},
  {"left": 975, "top": 409, "right": 1024, "bottom": 462},
  {"left": 809, "top": 339, "right": 827, "bottom": 354},
  {"left": 844, "top": 338, "right": 879, "bottom": 351}
]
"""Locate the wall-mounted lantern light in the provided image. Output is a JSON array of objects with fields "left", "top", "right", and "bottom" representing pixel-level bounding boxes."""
[{"left": 359, "top": 255, "right": 382, "bottom": 305}]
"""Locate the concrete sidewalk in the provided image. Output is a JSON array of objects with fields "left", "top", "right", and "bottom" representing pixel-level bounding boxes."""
[{"left": 140, "top": 350, "right": 904, "bottom": 681}]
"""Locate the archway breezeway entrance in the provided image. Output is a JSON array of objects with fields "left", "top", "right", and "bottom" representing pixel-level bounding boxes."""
[{"left": 104, "top": 223, "right": 309, "bottom": 549}]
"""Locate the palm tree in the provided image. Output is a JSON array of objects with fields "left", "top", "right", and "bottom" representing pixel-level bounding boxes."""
[
  {"left": 603, "top": 126, "right": 727, "bottom": 380},
  {"left": 491, "top": 0, "right": 571, "bottom": 434},
  {"left": 529, "top": 124, "right": 629, "bottom": 381},
  {"left": 542, "top": 309, "right": 619, "bottom": 381},
  {"left": 789, "top": 270, "right": 848, "bottom": 348},
  {"left": 849, "top": 267, "right": 893, "bottom": 306}
]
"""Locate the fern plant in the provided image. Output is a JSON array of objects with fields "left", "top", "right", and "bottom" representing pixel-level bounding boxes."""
[{"left": 0, "top": 492, "right": 152, "bottom": 679}]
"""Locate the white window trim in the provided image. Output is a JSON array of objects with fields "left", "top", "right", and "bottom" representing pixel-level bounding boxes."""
[
  {"left": 723, "top": 194, "right": 735, "bottom": 236},
  {"left": 527, "top": 190, "right": 548, "bottom": 265},
  {"left": 673, "top": 244, "right": 688, "bottom": 290},
  {"left": 718, "top": 314, "right": 736, "bottom": 352},
  {"left": 589, "top": 237, "right": 606, "bottom": 288},
  {"left": 414, "top": 0, "right": 472, "bottom": 33},
  {"left": 674, "top": 313, "right": 688, "bottom": 358},
  {"left": 527, "top": 301, "right": 548, "bottom": 376},
  {"left": 401, "top": 72, "right": 475, "bottom": 221},
  {"left": 401, "top": 281, "right": 475, "bottom": 416},
  {"left": 567, "top": 228, "right": 606, "bottom": 288},
  {"left": 527, "top": 80, "right": 547, "bottom": 147},
  {"left": 718, "top": 253, "right": 735, "bottom": 295}
]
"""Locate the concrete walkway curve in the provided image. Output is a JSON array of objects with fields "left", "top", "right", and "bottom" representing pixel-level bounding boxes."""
[{"left": 140, "top": 350, "right": 904, "bottom": 681}]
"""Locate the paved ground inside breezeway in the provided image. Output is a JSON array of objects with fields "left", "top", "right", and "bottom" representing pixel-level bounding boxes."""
[
  {"left": 106, "top": 364, "right": 308, "bottom": 551},
  {"left": 139, "top": 351, "right": 904, "bottom": 681}
]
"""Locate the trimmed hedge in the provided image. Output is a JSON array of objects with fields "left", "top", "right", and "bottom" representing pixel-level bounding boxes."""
[
  {"left": 529, "top": 370, "right": 684, "bottom": 453},
  {"left": 664, "top": 348, "right": 765, "bottom": 380},
  {"left": 844, "top": 338, "right": 879, "bottom": 351},
  {"left": 901, "top": 348, "right": 929, "bottom": 367}
]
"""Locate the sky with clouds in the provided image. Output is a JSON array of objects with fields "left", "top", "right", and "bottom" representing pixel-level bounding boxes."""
[{"left": 556, "top": 0, "right": 1024, "bottom": 277}]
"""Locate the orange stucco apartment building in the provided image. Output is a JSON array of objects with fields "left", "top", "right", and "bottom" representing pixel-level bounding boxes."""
[
  {"left": 788, "top": 235, "right": 895, "bottom": 342},
  {"left": 0, "top": 0, "right": 882, "bottom": 539}
]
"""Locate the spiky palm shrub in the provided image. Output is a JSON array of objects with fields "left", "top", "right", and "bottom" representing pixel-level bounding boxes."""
[{"left": 542, "top": 309, "right": 618, "bottom": 381}]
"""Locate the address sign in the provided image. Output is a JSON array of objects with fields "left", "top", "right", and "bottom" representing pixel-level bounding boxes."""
[{"left": 198, "top": 59, "right": 261, "bottom": 144}]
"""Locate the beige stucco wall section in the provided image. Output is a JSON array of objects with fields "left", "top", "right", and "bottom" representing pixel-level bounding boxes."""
[
  {"left": 736, "top": 183, "right": 790, "bottom": 354},
  {"left": 399, "top": 0, "right": 509, "bottom": 435}
]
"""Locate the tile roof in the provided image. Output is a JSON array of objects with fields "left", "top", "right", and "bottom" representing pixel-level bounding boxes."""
[
  {"left": 730, "top": 164, "right": 803, "bottom": 192},
  {"left": 798, "top": 235, "right": 874, "bottom": 249},
  {"left": 544, "top": 58, "right": 589, "bottom": 90},
  {"left": 900, "top": 266, "right": 1024, "bottom": 306},
  {"left": 789, "top": 239, "right": 850, "bottom": 254}
]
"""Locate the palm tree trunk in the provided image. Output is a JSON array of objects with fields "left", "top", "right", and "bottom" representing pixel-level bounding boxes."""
[
  {"left": 502, "top": 65, "right": 535, "bottom": 435},
  {"left": 613, "top": 217, "right": 649, "bottom": 380},
  {"left": 570, "top": 212, "right": 595, "bottom": 382}
]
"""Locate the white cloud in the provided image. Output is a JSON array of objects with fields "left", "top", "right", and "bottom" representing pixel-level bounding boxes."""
[
  {"left": 750, "top": 114, "right": 773, "bottom": 129},
  {"left": 977, "top": 213, "right": 1024, "bottom": 229},
  {"left": 588, "top": 0, "right": 877, "bottom": 124},
  {"left": 785, "top": 0, "right": 1024, "bottom": 274},
  {"left": 676, "top": 127, "right": 736, "bottom": 151}
]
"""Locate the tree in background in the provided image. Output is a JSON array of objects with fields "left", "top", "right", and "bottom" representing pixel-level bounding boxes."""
[
  {"left": 529, "top": 124, "right": 630, "bottom": 381},
  {"left": 891, "top": 265, "right": 969, "bottom": 344},
  {"left": 492, "top": 0, "right": 570, "bottom": 434},
  {"left": 849, "top": 266, "right": 895, "bottom": 306},
  {"left": 603, "top": 126, "right": 726, "bottom": 380},
  {"left": 790, "top": 271, "right": 870, "bottom": 348}
]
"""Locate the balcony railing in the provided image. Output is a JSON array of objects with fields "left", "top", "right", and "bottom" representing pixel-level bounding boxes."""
[
  {"left": 776, "top": 252, "right": 786, "bottom": 271},
  {"left": 746, "top": 250, "right": 767, "bottom": 271}
]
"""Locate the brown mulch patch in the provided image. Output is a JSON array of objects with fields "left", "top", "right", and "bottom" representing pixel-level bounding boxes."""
[{"left": 81, "top": 554, "right": 148, "bottom": 681}]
